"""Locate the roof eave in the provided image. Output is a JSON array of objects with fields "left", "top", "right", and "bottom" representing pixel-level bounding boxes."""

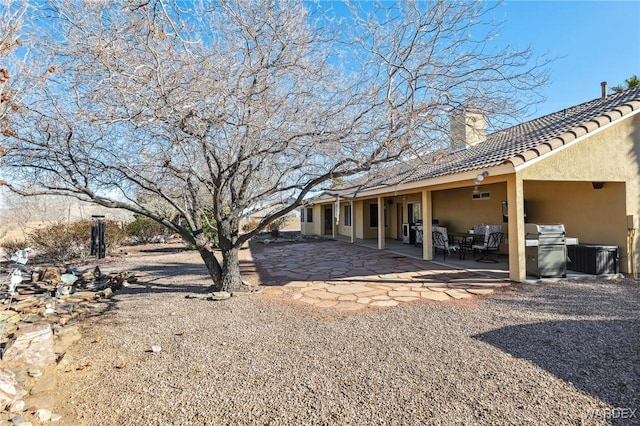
[{"left": 511, "top": 103, "right": 640, "bottom": 171}]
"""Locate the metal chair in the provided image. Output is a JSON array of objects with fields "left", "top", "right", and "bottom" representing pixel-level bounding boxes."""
[
  {"left": 432, "top": 227, "right": 460, "bottom": 260},
  {"left": 472, "top": 231, "right": 503, "bottom": 263}
]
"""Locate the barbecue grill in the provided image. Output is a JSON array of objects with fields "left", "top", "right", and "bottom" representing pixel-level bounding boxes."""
[{"left": 525, "top": 224, "right": 567, "bottom": 278}]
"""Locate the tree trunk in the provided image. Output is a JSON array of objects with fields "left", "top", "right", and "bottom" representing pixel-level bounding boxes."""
[
  {"left": 197, "top": 247, "right": 223, "bottom": 290},
  {"left": 219, "top": 246, "right": 242, "bottom": 292}
]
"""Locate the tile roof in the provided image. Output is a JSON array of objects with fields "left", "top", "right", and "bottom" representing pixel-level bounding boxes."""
[{"left": 327, "top": 85, "right": 640, "bottom": 197}]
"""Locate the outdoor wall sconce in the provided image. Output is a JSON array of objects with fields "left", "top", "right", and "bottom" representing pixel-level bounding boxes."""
[
  {"left": 474, "top": 171, "right": 489, "bottom": 185},
  {"left": 592, "top": 182, "right": 605, "bottom": 189}
]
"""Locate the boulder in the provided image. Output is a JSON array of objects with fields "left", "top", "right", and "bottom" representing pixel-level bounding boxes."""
[
  {"left": 2, "top": 323, "right": 57, "bottom": 367},
  {"left": 0, "top": 368, "right": 24, "bottom": 410},
  {"left": 40, "top": 268, "right": 62, "bottom": 284}
]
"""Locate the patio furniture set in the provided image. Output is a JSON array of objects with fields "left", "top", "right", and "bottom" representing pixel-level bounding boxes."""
[{"left": 431, "top": 224, "right": 503, "bottom": 263}]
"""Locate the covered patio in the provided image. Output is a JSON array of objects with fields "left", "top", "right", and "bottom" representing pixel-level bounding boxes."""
[
  {"left": 334, "top": 235, "right": 596, "bottom": 282},
  {"left": 335, "top": 235, "right": 510, "bottom": 280}
]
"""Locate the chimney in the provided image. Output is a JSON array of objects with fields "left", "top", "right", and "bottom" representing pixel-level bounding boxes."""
[
  {"left": 450, "top": 108, "right": 486, "bottom": 151},
  {"left": 601, "top": 81, "right": 607, "bottom": 99}
]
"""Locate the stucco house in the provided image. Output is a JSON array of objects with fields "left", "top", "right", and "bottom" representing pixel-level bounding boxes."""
[{"left": 301, "top": 85, "right": 640, "bottom": 282}]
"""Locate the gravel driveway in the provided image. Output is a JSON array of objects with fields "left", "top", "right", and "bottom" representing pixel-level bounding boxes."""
[{"left": 47, "top": 240, "right": 639, "bottom": 425}]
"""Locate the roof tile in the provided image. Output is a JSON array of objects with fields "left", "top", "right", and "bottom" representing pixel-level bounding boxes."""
[
  {"left": 582, "top": 121, "right": 600, "bottom": 132},
  {"left": 547, "top": 138, "right": 564, "bottom": 149},
  {"left": 327, "top": 86, "right": 640, "bottom": 196},
  {"left": 557, "top": 132, "right": 577, "bottom": 144},
  {"left": 534, "top": 144, "right": 551, "bottom": 156},
  {"left": 605, "top": 110, "right": 623, "bottom": 121}
]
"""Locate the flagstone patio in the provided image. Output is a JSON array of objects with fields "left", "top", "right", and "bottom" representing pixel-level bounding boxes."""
[{"left": 251, "top": 238, "right": 512, "bottom": 311}]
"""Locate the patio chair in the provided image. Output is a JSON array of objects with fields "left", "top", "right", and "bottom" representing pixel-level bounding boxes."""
[
  {"left": 472, "top": 229, "right": 503, "bottom": 263},
  {"left": 432, "top": 226, "right": 460, "bottom": 260},
  {"left": 414, "top": 225, "right": 424, "bottom": 246}
]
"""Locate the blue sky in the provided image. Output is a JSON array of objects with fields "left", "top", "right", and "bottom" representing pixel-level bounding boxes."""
[{"left": 495, "top": 1, "right": 640, "bottom": 118}]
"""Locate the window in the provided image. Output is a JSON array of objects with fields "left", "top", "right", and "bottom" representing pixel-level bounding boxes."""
[
  {"left": 472, "top": 191, "right": 491, "bottom": 200},
  {"left": 306, "top": 207, "right": 313, "bottom": 222},
  {"left": 408, "top": 202, "right": 421, "bottom": 223},
  {"left": 369, "top": 203, "right": 378, "bottom": 227},
  {"left": 300, "top": 208, "right": 304, "bottom": 222},
  {"left": 344, "top": 205, "right": 352, "bottom": 227}
]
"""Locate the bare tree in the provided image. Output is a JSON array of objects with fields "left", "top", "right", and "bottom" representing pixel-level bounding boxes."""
[
  {"left": 1, "top": 0, "right": 548, "bottom": 291},
  {"left": 1, "top": 0, "right": 28, "bottom": 154}
]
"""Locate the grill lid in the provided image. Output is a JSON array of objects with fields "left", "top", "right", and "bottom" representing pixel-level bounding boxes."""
[{"left": 525, "top": 223, "right": 566, "bottom": 238}]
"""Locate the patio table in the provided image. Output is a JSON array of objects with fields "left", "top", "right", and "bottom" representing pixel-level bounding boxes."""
[{"left": 448, "top": 231, "right": 478, "bottom": 260}]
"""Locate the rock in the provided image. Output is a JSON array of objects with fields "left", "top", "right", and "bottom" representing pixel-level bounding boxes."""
[
  {"left": 100, "top": 288, "right": 113, "bottom": 298},
  {"left": 0, "top": 368, "right": 23, "bottom": 411},
  {"left": 209, "top": 291, "right": 231, "bottom": 301},
  {"left": 8, "top": 399, "right": 24, "bottom": 413},
  {"left": 56, "top": 352, "right": 75, "bottom": 370},
  {"left": 26, "top": 369, "right": 42, "bottom": 378},
  {"left": 41, "top": 268, "right": 62, "bottom": 283},
  {"left": 13, "top": 370, "right": 27, "bottom": 384},
  {"left": 20, "top": 314, "right": 42, "bottom": 324},
  {"left": 35, "top": 408, "right": 52, "bottom": 422},
  {"left": 23, "top": 394, "right": 55, "bottom": 411},
  {"left": 10, "top": 415, "right": 25, "bottom": 425},
  {"left": 70, "top": 291, "right": 98, "bottom": 301},
  {"left": 12, "top": 295, "right": 36, "bottom": 303},
  {"left": 150, "top": 345, "right": 161, "bottom": 353},
  {"left": 30, "top": 371, "right": 57, "bottom": 394},
  {"left": 0, "top": 311, "right": 19, "bottom": 322},
  {"left": 53, "top": 325, "right": 81, "bottom": 354},
  {"left": 50, "top": 413, "right": 62, "bottom": 422},
  {"left": 3, "top": 323, "right": 57, "bottom": 367}
]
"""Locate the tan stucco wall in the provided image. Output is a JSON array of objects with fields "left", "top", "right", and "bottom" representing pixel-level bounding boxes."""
[
  {"left": 300, "top": 204, "right": 323, "bottom": 235},
  {"left": 432, "top": 183, "right": 508, "bottom": 252},
  {"left": 362, "top": 199, "right": 379, "bottom": 239},
  {"left": 522, "top": 179, "right": 625, "bottom": 237},
  {"left": 521, "top": 113, "right": 640, "bottom": 274},
  {"left": 432, "top": 184, "right": 507, "bottom": 231},
  {"left": 336, "top": 201, "right": 352, "bottom": 238}
]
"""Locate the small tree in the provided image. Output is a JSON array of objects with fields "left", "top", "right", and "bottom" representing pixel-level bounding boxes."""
[{"left": 612, "top": 75, "right": 640, "bottom": 93}]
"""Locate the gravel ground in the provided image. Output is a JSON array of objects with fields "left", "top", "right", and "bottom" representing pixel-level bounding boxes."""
[{"left": 42, "top": 242, "right": 640, "bottom": 426}]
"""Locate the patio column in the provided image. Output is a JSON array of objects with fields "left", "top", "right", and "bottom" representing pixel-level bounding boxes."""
[
  {"left": 507, "top": 173, "right": 526, "bottom": 281},
  {"left": 350, "top": 199, "right": 355, "bottom": 243},
  {"left": 422, "top": 189, "right": 433, "bottom": 260},
  {"left": 332, "top": 200, "right": 337, "bottom": 240},
  {"left": 377, "top": 196, "right": 385, "bottom": 250}
]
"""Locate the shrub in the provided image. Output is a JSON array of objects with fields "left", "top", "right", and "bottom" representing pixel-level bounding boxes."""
[
  {"left": 29, "top": 222, "right": 89, "bottom": 263},
  {"left": 104, "top": 220, "right": 129, "bottom": 248},
  {"left": 29, "top": 220, "right": 128, "bottom": 263},
  {"left": 126, "top": 216, "right": 170, "bottom": 243},
  {"left": 241, "top": 218, "right": 260, "bottom": 233},
  {"left": 0, "top": 238, "right": 30, "bottom": 261},
  {"left": 268, "top": 216, "right": 287, "bottom": 238}
]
